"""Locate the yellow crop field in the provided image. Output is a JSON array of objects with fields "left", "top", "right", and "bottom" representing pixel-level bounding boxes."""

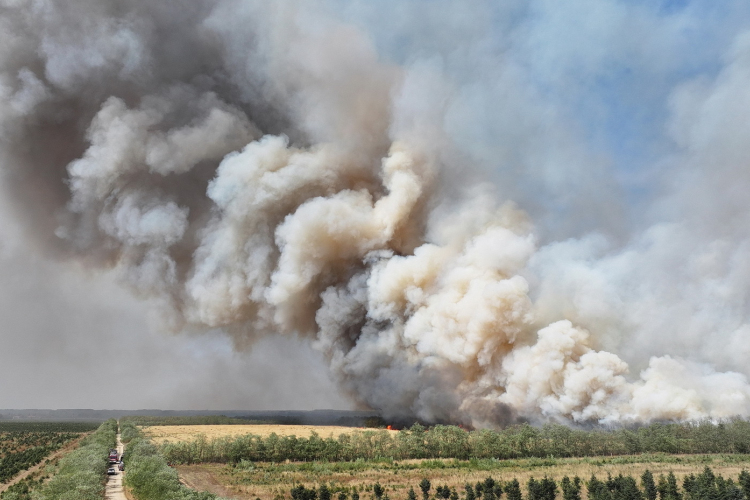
[{"left": 143, "top": 425, "right": 398, "bottom": 445}]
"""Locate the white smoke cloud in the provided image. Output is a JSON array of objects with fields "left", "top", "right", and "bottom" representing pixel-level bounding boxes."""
[{"left": 3, "top": 0, "right": 750, "bottom": 426}]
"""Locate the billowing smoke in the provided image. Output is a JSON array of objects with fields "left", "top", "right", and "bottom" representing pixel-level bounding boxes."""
[{"left": 3, "top": 0, "right": 750, "bottom": 427}]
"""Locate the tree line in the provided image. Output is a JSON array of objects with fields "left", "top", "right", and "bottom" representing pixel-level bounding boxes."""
[
  {"left": 0, "top": 422, "right": 98, "bottom": 433},
  {"left": 287, "top": 467, "right": 750, "bottom": 500},
  {"left": 159, "top": 419, "right": 750, "bottom": 464}
]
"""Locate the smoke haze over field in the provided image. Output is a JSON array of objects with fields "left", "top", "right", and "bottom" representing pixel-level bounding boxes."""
[{"left": 3, "top": 0, "right": 750, "bottom": 425}]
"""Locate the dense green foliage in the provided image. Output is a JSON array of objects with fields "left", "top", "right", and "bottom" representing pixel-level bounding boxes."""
[
  {"left": 528, "top": 477, "right": 557, "bottom": 500},
  {"left": 160, "top": 420, "right": 750, "bottom": 464},
  {"left": 0, "top": 447, "right": 56, "bottom": 483},
  {"left": 121, "top": 421, "right": 142, "bottom": 445},
  {"left": 683, "top": 467, "right": 744, "bottom": 500},
  {"left": 560, "top": 476, "right": 582, "bottom": 500},
  {"left": 33, "top": 419, "right": 117, "bottom": 500},
  {"left": 121, "top": 421, "right": 230, "bottom": 500},
  {"left": 0, "top": 432, "right": 78, "bottom": 458}
]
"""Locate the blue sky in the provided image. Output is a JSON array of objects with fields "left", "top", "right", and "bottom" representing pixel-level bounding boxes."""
[{"left": 322, "top": 0, "right": 750, "bottom": 237}]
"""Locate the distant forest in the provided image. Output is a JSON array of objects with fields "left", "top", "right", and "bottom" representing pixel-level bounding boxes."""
[{"left": 154, "top": 419, "right": 750, "bottom": 464}]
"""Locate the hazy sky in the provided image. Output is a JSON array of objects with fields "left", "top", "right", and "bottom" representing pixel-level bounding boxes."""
[
  {"left": 3, "top": 0, "right": 750, "bottom": 419},
  {"left": 0, "top": 245, "right": 349, "bottom": 409},
  {"left": 0, "top": 190, "right": 348, "bottom": 409}
]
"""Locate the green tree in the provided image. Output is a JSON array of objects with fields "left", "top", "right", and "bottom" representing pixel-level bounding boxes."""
[
  {"left": 657, "top": 475, "right": 667, "bottom": 500},
  {"left": 292, "top": 486, "right": 318, "bottom": 500},
  {"left": 561, "top": 477, "right": 581, "bottom": 500},
  {"left": 738, "top": 470, "right": 750, "bottom": 500},
  {"left": 421, "top": 479, "right": 432, "bottom": 500},
  {"left": 374, "top": 483, "right": 384, "bottom": 500},
  {"left": 528, "top": 478, "right": 541, "bottom": 500},
  {"left": 495, "top": 483, "right": 504, "bottom": 500},
  {"left": 408, "top": 488, "right": 418, "bottom": 500},
  {"left": 505, "top": 480, "right": 523, "bottom": 500},
  {"left": 466, "top": 484, "right": 476, "bottom": 500},
  {"left": 529, "top": 477, "right": 557, "bottom": 500},
  {"left": 642, "top": 471, "right": 657, "bottom": 500},
  {"left": 436, "top": 486, "right": 451, "bottom": 500},
  {"left": 657, "top": 473, "right": 681, "bottom": 500},
  {"left": 588, "top": 475, "right": 611, "bottom": 500},
  {"left": 683, "top": 466, "right": 743, "bottom": 500},
  {"left": 681, "top": 474, "right": 695, "bottom": 500},
  {"left": 484, "top": 478, "right": 497, "bottom": 500},
  {"left": 609, "top": 474, "right": 642, "bottom": 500}
]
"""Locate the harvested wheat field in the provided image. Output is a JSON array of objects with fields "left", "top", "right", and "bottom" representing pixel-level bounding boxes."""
[{"left": 143, "top": 425, "right": 397, "bottom": 445}]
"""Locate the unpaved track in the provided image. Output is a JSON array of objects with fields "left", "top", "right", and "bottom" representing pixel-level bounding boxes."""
[
  {"left": 177, "top": 464, "right": 241, "bottom": 499},
  {"left": 105, "top": 426, "right": 126, "bottom": 500}
]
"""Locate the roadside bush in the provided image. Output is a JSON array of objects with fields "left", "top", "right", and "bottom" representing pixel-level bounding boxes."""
[
  {"left": 125, "top": 433, "right": 230, "bottom": 500},
  {"left": 34, "top": 419, "right": 117, "bottom": 500},
  {"left": 121, "top": 420, "right": 141, "bottom": 444}
]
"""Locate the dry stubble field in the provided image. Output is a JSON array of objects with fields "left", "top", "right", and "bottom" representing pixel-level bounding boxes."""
[
  {"left": 143, "top": 425, "right": 398, "bottom": 444},
  {"left": 140, "top": 425, "right": 750, "bottom": 500}
]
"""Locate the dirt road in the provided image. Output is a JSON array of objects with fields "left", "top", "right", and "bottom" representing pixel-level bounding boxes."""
[{"left": 105, "top": 426, "right": 127, "bottom": 500}]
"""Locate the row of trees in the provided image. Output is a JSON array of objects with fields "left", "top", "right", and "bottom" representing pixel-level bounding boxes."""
[
  {"left": 160, "top": 420, "right": 750, "bottom": 464},
  {"left": 0, "top": 445, "right": 58, "bottom": 483},
  {"left": 0, "top": 422, "right": 98, "bottom": 434},
  {"left": 287, "top": 468, "right": 750, "bottom": 500},
  {"left": 0, "top": 422, "right": 96, "bottom": 492},
  {"left": 0, "top": 470, "right": 47, "bottom": 500},
  {"left": 0, "top": 431, "right": 80, "bottom": 458}
]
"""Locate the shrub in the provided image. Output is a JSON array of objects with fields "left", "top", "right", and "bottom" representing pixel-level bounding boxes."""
[
  {"left": 34, "top": 419, "right": 117, "bottom": 500},
  {"left": 124, "top": 432, "right": 230, "bottom": 500}
]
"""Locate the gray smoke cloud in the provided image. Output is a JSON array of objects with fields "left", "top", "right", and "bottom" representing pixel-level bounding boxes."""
[{"left": 3, "top": 0, "right": 750, "bottom": 426}]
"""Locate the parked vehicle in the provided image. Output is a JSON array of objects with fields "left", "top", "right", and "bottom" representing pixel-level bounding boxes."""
[{"left": 107, "top": 467, "right": 117, "bottom": 475}]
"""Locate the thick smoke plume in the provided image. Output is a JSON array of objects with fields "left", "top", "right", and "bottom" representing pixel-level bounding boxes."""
[{"left": 3, "top": 0, "right": 750, "bottom": 427}]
